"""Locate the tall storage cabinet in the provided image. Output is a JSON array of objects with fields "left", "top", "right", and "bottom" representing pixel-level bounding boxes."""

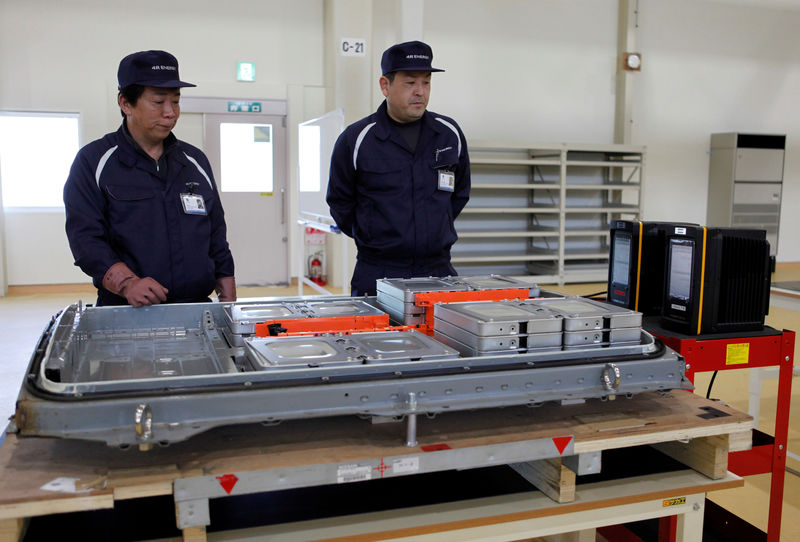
[
  {"left": 707, "top": 133, "right": 785, "bottom": 260},
  {"left": 452, "top": 142, "right": 645, "bottom": 284}
]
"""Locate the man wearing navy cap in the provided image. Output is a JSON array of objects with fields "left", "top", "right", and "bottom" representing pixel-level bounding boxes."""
[
  {"left": 326, "top": 41, "right": 471, "bottom": 296},
  {"left": 64, "top": 50, "right": 236, "bottom": 307}
]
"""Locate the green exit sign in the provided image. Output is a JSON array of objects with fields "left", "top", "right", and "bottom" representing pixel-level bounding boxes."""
[
  {"left": 227, "top": 101, "right": 262, "bottom": 113},
  {"left": 237, "top": 62, "right": 256, "bottom": 82}
]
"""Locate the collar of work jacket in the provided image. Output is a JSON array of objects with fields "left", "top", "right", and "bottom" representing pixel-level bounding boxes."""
[
  {"left": 371, "top": 100, "right": 444, "bottom": 154},
  {"left": 116, "top": 120, "right": 183, "bottom": 177}
]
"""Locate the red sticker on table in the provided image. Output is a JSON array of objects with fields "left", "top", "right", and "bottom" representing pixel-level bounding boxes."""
[
  {"left": 420, "top": 443, "right": 452, "bottom": 452},
  {"left": 216, "top": 474, "right": 239, "bottom": 494},
  {"left": 552, "top": 436, "right": 573, "bottom": 455}
]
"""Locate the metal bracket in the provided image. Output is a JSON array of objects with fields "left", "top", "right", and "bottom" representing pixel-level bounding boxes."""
[
  {"left": 175, "top": 497, "right": 211, "bottom": 529},
  {"left": 563, "top": 451, "right": 602, "bottom": 475}
]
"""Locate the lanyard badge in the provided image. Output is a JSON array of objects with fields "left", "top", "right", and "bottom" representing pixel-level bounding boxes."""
[
  {"left": 180, "top": 182, "right": 207, "bottom": 215},
  {"left": 438, "top": 170, "right": 455, "bottom": 192}
]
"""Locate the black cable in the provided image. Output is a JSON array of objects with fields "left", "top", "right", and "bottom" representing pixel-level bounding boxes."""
[
  {"left": 582, "top": 290, "right": 607, "bottom": 299},
  {"left": 706, "top": 370, "right": 718, "bottom": 399}
]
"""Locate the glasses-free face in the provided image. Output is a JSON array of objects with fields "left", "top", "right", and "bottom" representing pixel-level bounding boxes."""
[{"left": 380, "top": 71, "right": 431, "bottom": 124}]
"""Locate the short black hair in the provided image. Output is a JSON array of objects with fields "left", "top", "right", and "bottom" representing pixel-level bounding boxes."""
[
  {"left": 384, "top": 72, "right": 396, "bottom": 83},
  {"left": 118, "top": 84, "right": 146, "bottom": 118}
]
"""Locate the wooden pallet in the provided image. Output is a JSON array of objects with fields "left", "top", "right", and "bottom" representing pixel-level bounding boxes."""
[{"left": 0, "top": 391, "right": 752, "bottom": 541}]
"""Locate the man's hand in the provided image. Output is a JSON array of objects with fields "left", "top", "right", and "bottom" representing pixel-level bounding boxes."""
[
  {"left": 103, "top": 262, "right": 168, "bottom": 307},
  {"left": 215, "top": 276, "right": 237, "bottom": 302},
  {"left": 121, "top": 277, "right": 169, "bottom": 308}
]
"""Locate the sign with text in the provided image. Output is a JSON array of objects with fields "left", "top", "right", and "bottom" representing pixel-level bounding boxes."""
[
  {"left": 227, "top": 101, "right": 262, "bottom": 113},
  {"left": 340, "top": 37, "right": 366, "bottom": 57}
]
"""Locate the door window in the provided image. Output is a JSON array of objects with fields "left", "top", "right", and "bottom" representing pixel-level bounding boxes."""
[{"left": 219, "top": 122, "right": 273, "bottom": 193}]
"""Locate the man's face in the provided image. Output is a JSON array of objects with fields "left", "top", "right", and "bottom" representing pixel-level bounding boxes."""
[
  {"left": 380, "top": 71, "right": 431, "bottom": 123},
  {"left": 120, "top": 87, "right": 181, "bottom": 146}
]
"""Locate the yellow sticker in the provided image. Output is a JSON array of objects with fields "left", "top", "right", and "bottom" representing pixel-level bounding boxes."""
[
  {"left": 726, "top": 343, "right": 750, "bottom": 365},
  {"left": 663, "top": 497, "right": 687, "bottom": 507}
]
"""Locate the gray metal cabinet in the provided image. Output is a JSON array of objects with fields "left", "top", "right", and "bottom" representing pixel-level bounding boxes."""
[
  {"left": 453, "top": 142, "right": 645, "bottom": 284},
  {"left": 707, "top": 133, "right": 785, "bottom": 257}
]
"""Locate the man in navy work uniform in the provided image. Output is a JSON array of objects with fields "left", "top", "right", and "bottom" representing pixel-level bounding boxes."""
[
  {"left": 64, "top": 50, "right": 236, "bottom": 307},
  {"left": 326, "top": 41, "right": 470, "bottom": 296}
]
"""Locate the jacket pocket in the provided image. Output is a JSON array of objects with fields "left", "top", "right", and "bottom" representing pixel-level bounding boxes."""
[
  {"left": 359, "top": 159, "right": 406, "bottom": 193},
  {"left": 106, "top": 184, "right": 155, "bottom": 201}
]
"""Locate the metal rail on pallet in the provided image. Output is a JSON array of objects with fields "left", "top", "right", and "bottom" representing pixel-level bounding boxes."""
[{"left": 173, "top": 434, "right": 577, "bottom": 529}]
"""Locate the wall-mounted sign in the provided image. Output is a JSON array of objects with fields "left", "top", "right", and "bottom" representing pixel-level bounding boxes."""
[
  {"left": 340, "top": 38, "right": 366, "bottom": 57},
  {"left": 227, "top": 101, "right": 262, "bottom": 113},
  {"left": 237, "top": 62, "right": 256, "bottom": 82}
]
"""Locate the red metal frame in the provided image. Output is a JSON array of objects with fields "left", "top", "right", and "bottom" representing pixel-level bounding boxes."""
[{"left": 652, "top": 328, "right": 795, "bottom": 542}]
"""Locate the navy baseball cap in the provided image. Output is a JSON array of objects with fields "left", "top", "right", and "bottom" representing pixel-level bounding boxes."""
[
  {"left": 381, "top": 41, "right": 444, "bottom": 75},
  {"left": 117, "top": 50, "right": 196, "bottom": 90}
]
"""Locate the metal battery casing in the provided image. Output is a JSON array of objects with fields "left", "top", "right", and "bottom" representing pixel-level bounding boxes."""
[
  {"left": 433, "top": 318, "right": 520, "bottom": 350},
  {"left": 224, "top": 303, "right": 302, "bottom": 335},
  {"left": 376, "top": 277, "right": 469, "bottom": 303},
  {"left": 376, "top": 277, "right": 469, "bottom": 324},
  {"left": 528, "top": 297, "right": 642, "bottom": 331},
  {"left": 562, "top": 327, "right": 643, "bottom": 346},
  {"left": 433, "top": 318, "right": 564, "bottom": 350},
  {"left": 375, "top": 275, "right": 545, "bottom": 326},
  {"left": 17, "top": 301, "right": 692, "bottom": 447},
  {"left": 450, "top": 274, "right": 541, "bottom": 296},
  {"left": 224, "top": 299, "right": 386, "bottom": 336},
  {"left": 245, "top": 329, "right": 459, "bottom": 369},
  {"left": 433, "top": 329, "right": 525, "bottom": 357},
  {"left": 433, "top": 301, "right": 563, "bottom": 335}
]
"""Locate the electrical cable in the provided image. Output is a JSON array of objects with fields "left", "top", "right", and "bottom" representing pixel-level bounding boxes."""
[
  {"left": 706, "top": 370, "right": 718, "bottom": 399},
  {"left": 582, "top": 291, "right": 607, "bottom": 299}
]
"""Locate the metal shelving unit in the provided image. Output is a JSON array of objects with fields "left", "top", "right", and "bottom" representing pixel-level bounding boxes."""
[{"left": 453, "top": 142, "right": 645, "bottom": 284}]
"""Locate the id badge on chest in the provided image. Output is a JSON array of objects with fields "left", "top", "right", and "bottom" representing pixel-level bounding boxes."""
[
  {"left": 180, "top": 193, "right": 207, "bottom": 215},
  {"left": 438, "top": 170, "right": 455, "bottom": 192}
]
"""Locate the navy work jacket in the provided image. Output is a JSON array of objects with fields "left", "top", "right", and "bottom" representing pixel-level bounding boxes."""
[
  {"left": 64, "top": 122, "right": 234, "bottom": 306},
  {"left": 326, "top": 101, "right": 470, "bottom": 270}
]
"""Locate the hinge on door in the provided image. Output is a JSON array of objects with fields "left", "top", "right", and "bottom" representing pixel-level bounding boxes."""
[{"left": 282, "top": 117, "right": 286, "bottom": 127}]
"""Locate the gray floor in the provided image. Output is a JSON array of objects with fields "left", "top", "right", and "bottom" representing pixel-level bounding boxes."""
[{"left": 0, "top": 290, "right": 99, "bottom": 423}]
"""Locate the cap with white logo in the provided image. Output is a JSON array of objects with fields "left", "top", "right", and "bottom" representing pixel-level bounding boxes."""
[
  {"left": 117, "top": 50, "right": 196, "bottom": 90},
  {"left": 381, "top": 41, "right": 444, "bottom": 75}
]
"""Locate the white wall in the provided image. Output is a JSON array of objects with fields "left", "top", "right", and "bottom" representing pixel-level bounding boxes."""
[
  {"left": 1, "top": 0, "right": 799, "bottom": 287},
  {"left": 421, "top": 0, "right": 800, "bottom": 261},
  {"left": 0, "top": 0, "right": 325, "bottom": 285},
  {"left": 425, "top": 0, "right": 619, "bottom": 144},
  {"left": 635, "top": 0, "right": 800, "bottom": 261}
]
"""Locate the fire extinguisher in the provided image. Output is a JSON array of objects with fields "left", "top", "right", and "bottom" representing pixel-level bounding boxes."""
[{"left": 309, "top": 254, "right": 324, "bottom": 285}]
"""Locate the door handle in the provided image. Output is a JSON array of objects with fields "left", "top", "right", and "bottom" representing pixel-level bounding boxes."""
[{"left": 280, "top": 187, "right": 286, "bottom": 225}]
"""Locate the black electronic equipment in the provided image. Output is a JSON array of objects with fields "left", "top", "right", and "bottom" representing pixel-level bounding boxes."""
[
  {"left": 660, "top": 225, "right": 771, "bottom": 335},
  {"left": 607, "top": 220, "right": 693, "bottom": 316}
]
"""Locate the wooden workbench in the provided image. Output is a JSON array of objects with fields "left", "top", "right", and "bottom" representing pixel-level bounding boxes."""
[{"left": 0, "top": 390, "right": 752, "bottom": 541}]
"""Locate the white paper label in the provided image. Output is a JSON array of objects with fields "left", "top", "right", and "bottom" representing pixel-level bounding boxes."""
[
  {"left": 41, "top": 477, "right": 93, "bottom": 494},
  {"left": 337, "top": 463, "right": 372, "bottom": 483},
  {"left": 393, "top": 456, "right": 420, "bottom": 474}
]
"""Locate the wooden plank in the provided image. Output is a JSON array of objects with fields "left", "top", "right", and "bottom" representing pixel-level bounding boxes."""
[
  {"left": 652, "top": 435, "right": 729, "bottom": 480},
  {"left": 729, "top": 430, "right": 753, "bottom": 452},
  {"left": 181, "top": 526, "right": 207, "bottom": 542},
  {"left": 511, "top": 458, "right": 576, "bottom": 503},
  {"left": 0, "top": 391, "right": 752, "bottom": 528},
  {"left": 0, "top": 517, "right": 25, "bottom": 542}
]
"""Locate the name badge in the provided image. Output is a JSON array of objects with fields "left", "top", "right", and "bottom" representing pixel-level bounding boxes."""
[
  {"left": 180, "top": 193, "right": 207, "bottom": 215},
  {"left": 438, "top": 170, "right": 455, "bottom": 192}
]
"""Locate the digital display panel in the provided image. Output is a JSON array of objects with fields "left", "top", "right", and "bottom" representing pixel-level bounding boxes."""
[
  {"left": 668, "top": 241, "right": 694, "bottom": 301},
  {"left": 611, "top": 232, "right": 631, "bottom": 287}
]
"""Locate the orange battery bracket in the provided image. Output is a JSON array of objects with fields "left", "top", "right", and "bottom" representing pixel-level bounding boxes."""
[
  {"left": 414, "top": 288, "right": 532, "bottom": 333},
  {"left": 254, "top": 313, "right": 391, "bottom": 337}
]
